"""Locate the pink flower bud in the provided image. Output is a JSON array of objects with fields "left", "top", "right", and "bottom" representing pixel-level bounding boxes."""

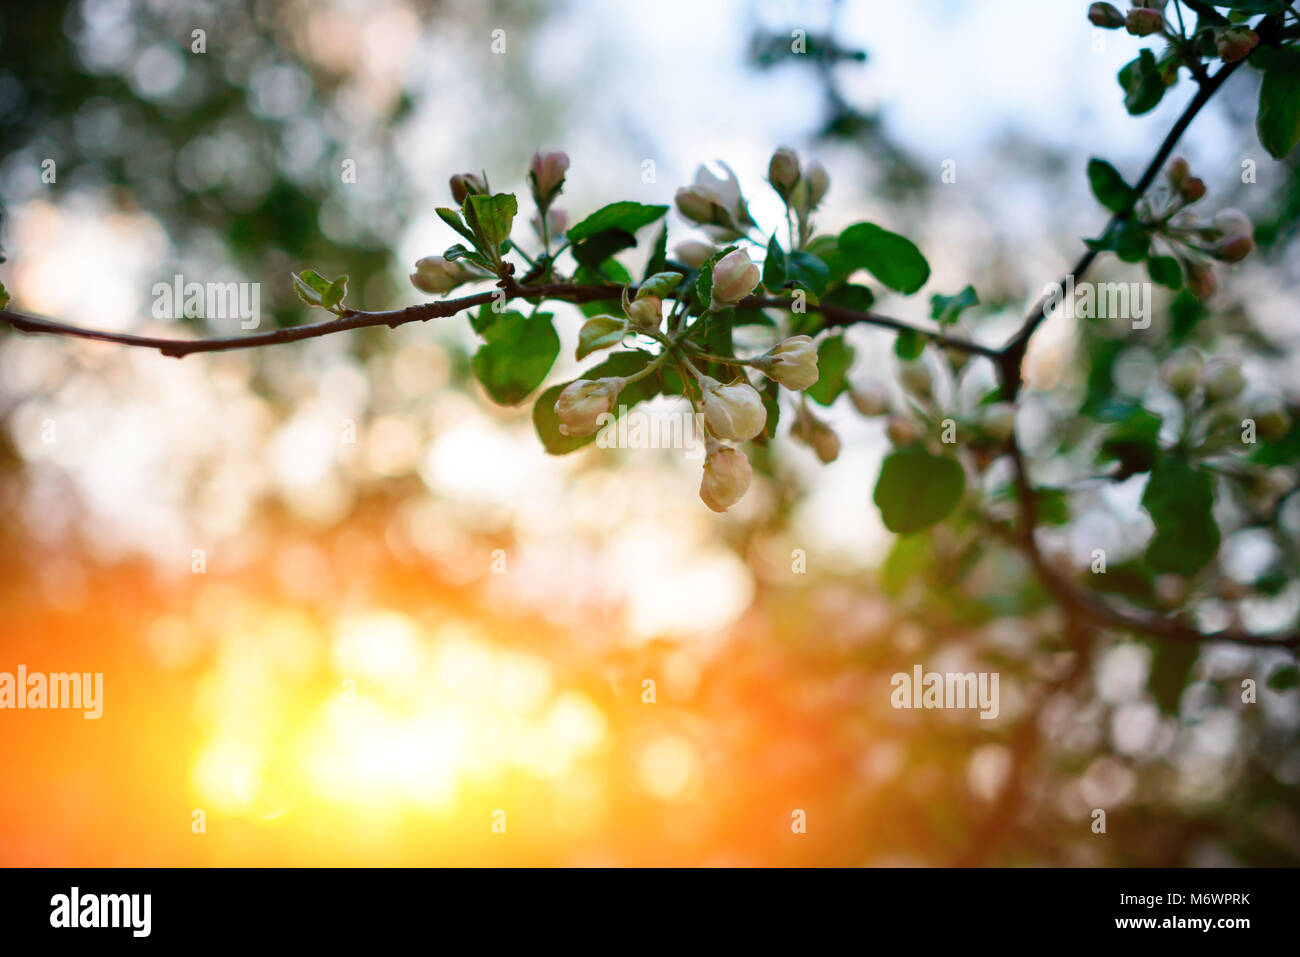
[
  {"left": 796, "top": 411, "right": 840, "bottom": 464},
  {"left": 529, "top": 150, "right": 569, "bottom": 208},
  {"left": 450, "top": 173, "right": 486, "bottom": 205},
  {"left": 1088, "top": 2, "right": 1125, "bottom": 28},
  {"left": 1212, "top": 208, "right": 1253, "bottom": 239},
  {"left": 709, "top": 249, "right": 761, "bottom": 308},
  {"left": 675, "top": 186, "right": 718, "bottom": 224},
  {"left": 701, "top": 376, "right": 767, "bottom": 442},
  {"left": 1125, "top": 7, "right": 1163, "bottom": 36},
  {"left": 1185, "top": 263, "right": 1216, "bottom": 301},
  {"left": 761, "top": 335, "right": 819, "bottom": 391},
  {"left": 1216, "top": 26, "right": 1258, "bottom": 63},
  {"left": 886, "top": 415, "right": 920, "bottom": 446},
  {"left": 1212, "top": 234, "right": 1254, "bottom": 263},
  {"left": 699, "top": 443, "right": 753, "bottom": 512},
  {"left": 410, "top": 256, "right": 475, "bottom": 295},
  {"left": 1179, "top": 176, "right": 1207, "bottom": 202},
  {"left": 553, "top": 377, "right": 625, "bottom": 436}
]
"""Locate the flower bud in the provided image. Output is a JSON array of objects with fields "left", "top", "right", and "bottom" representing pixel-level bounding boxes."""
[
  {"left": 768, "top": 148, "right": 801, "bottom": 202},
  {"left": 1254, "top": 403, "right": 1291, "bottom": 442},
  {"left": 625, "top": 295, "right": 662, "bottom": 333},
  {"left": 1212, "top": 234, "right": 1254, "bottom": 263},
  {"left": 553, "top": 377, "right": 625, "bottom": 436},
  {"left": 796, "top": 414, "right": 840, "bottom": 464},
  {"left": 981, "top": 402, "right": 1017, "bottom": 443},
  {"left": 1088, "top": 2, "right": 1125, "bottom": 28},
  {"left": 450, "top": 173, "right": 486, "bottom": 205},
  {"left": 709, "top": 249, "right": 761, "bottom": 309},
  {"left": 700, "top": 376, "right": 767, "bottom": 442},
  {"left": 1212, "top": 208, "right": 1253, "bottom": 239},
  {"left": 1166, "top": 156, "right": 1189, "bottom": 187},
  {"left": 886, "top": 415, "right": 921, "bottom": 446},
  {"left": 1125, "top": 7, "right": 1163, "bottom": 36},
  {"left": 1204, "top": 360, "right": 1245, "bottom": 403},
  {"left": 760, "top": 335, "right": 819, "bottom": 391},
  {"left": 898, "top": 360, "right": 932, "bottom": 398},
  {"left": 528, "top": 150, "right": 569, "bottom": 209},
  {"left": 410, "top": 256, "right": 476, "bottom": 295},
  {"left": 1185, "top": 263, "right": 1216, "bottom": 301},
  {"left": 531, "top": 207, "right": 569, "bottom": 242},
  {"left": 675, "top": 186, "right": 717, "bottom": 224},
  {"left": 1216, "top": 26, "right": 1258, "bottom": 63},
  {"left": 1179, "top": 176, "right": 1206, "bottom": 202},
  {"left": 803, "top": 160, "right": 830, "bottom": 208},
  {"left": 674, "top": 240, "right": 716, "bottom": 270},
  {"left": 699, "top": 442, "right": 753, "bottom": 512},
  {"left": 1160, "top": 352, "right": 1202, "bottom": 398},
  {"left": 850, "top": 383, "right": 890, "bottom": 416}
]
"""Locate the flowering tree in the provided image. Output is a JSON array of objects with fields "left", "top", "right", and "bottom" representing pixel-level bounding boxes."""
[{"left": 2, "top": 0, "right": 1300, "bottom": 864}]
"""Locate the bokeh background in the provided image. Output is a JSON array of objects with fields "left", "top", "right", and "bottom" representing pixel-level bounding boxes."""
[{"left": 1, "top": 0, "right": 1299, "bottom": 866}]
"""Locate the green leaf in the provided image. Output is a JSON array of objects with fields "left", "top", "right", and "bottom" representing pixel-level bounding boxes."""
[
  {"left": 533, "top": 350, "right": 663, "bottom": 454},
  {"left": 1087, "top": 158, "right": 1137, "bottom": 213},
  {"left": 1098, "top": 407, "right": 1163, "bottom": 475},
  {"left": 1258, "top": 48, "right": 1300, "bottom": 159},
  {"left": 1119, "top": 49, "right": 1166, "bottom": 116},
  {"left": 471, "top": 310, "right": 560, "bottom": 406},
  {"left": 0, "top": 281, "right": 8, "bottom": 309},
  {"left": 567, "top": 202, "right": 668, "bottom": 242},
  {"left": 466, "top": 193, "right": 518, "bottom": 249},
  {"left": 806, "top": 235, "right": 852, "bottom": 285},
  {"left": 838, "top": 222, "right": 930, "bottom": 294},
  {"left": 292, "top": 269, "right": 347, "bottom": 311},
  {"left": 929, "top": 285, "right": 978, "bottom": 326},
  {"left": 571, "top": 229, "right": 638, "bottom": 267},
  {"left": 762, "top": 234, "right": 787, "bottom": 292},
  {"left": 873, "top": 445, "right": 966, "bottom": 535},
  {"left": 1268, "top": 664, "right": 1300, "bottom": 691},
  {"left": 805, "top": 334, "right": 854, "bottom": 406},
  {"left": 576, "top": 314, "right": 628, "bottom": 360},
  {"left": 823, "top": 283, "right": 874, "bottom": 313},
  {"left": 894, "top": 329, "right": 925, "bottom": 360},
  {"left": 785, "top": 251, "right": 831, "bottom": 296},
  {"left": 1147, "top": 638, "right": 1198, "bottom": 716},
  {"left": 1142, "top": 456, "right": 1221, "bottom": 576},
  {"left": 1147, "top": 255, "right": 1183, "bottom": 289},
  {"left": 637, "top": 271, "right": 684, "bottom": 300},
  {"left": 693, "top": 245, "right": 738, "bottom": 315},
  {"left": 436, "top": 207, "right": 478, "bottom": 244}
]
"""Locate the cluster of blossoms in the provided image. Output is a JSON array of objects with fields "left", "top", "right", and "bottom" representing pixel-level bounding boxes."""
[
  {"left": 553, "top": 241, "right": 822, "bottom": 513},
  {"left": 1089, "top": 1, "right": 1259, "bottom": 62},
  {"left": 1142, "top": 157, "right": 1255, "bottom": 300}
]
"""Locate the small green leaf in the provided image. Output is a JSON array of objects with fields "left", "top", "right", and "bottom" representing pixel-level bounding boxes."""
[
  {"left": 436, "top": 207, "right": 478, "bottom": 244},
  {"left": 873, "top": 445, "right": 966, "bottom": 535},
  {"left": 576, "top": 314, "right": 628, "bottom": 360},
  {"left": 292, "top": 269, "right": 345, "bottom": 310},
  {"left": 838, "top": 222, "right": 930, "bottom": 294},
  {"left": 1142, "top": 456, "right": 1220, "bottom": 576},
  {"left": 822, "top": 283, "right": 875, "bottom": 313},
  {"left": 324, "top": 275, "right": 348, "bottom": 310},
  {"left": 467, "top": 193, "right": 518, "bottom": 249},
  {"left": 785, "top": 251, "right": 831, "bottom": 296},
  {"left": 1258, "top": 48, "right": 1300, "bottom": 159},
  {"left": 636, "top": 271, "right": 684, "bottom": 300},
  {"left": 929, "top": 285, "right": 978, "bottom": 326},
  {"left": 567, "top": 202, "right": 668, "bottom": 242},
  {"left": 1147, "top": 255, "right": 1182, "bottom": 289},
  {"left": 471, "top": 310, "right": 560, "bottom": 406},
  {"left": 762, "top": 234, "right": 787, "bottom": 293},
  {"left": 1087, "top": 158, "right": 1137, "bottom": 213},
  {"left": 805, "top": 333, "right": 854, "bottom": 406},
  {"left": 1119, "top": 49, "right": 1166, "bottom": 116},
  {"left": 894, "top": 329, "right": 925, "bottom": 360},
  {"left": 0, "top": 281, "right": 8, "bottom": 309},
  {"left": 1268, "top": 664, "right": 1300, "bottom": 691},
  {"left": 1147, "top": 638, "right": 1198, "bottom": 716}
]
